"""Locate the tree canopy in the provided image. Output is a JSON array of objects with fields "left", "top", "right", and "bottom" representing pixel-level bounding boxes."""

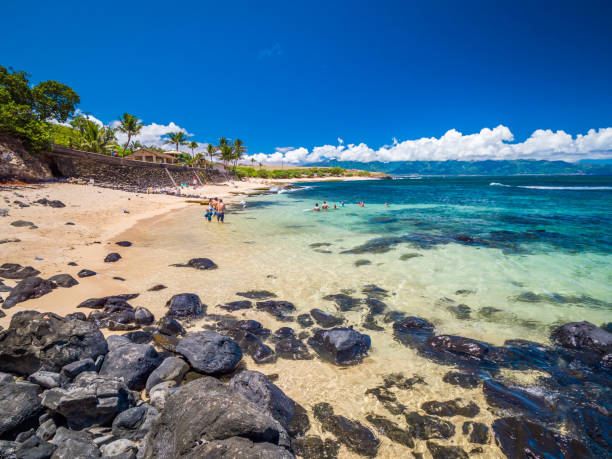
[{"left": 0, "top": 65, "right": 80, "bottom": 151}]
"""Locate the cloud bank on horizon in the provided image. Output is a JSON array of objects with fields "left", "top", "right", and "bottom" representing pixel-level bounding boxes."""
[
  {"left": 248, "top": 125, "right": 612, "bottom": 164},
  {"left": 69, "top": 113, "right": 612, "bottom": 162}
]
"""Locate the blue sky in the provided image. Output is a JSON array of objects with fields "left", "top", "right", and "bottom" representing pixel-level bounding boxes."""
[{"left": 2, "top": 0, "right": 612, "bottom": 162}]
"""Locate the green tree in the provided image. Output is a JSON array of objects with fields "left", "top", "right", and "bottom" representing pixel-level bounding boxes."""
[
  {"left": 206, "top": 143, "right": 217, "bottom": 169},
  {"left": 188, "top": 140, "right": 199, "bottom": 156},
  {"left": 70, "top": 116, "right": 117, "bottom": 153},
  {"left": 117, "top": 113, "right": 142, "bottom": 152},
  {"left": 220, "top": 144, "right": 233, "bottom": 170},
  {"left": 231, "top": 138, "right": 246, "bottom": 171},
  {"left": 164, "top": 131, "right": 190, "bottom": 151},
  {"left": 0, "top": 66, "right": 80, "bottom": 151}
]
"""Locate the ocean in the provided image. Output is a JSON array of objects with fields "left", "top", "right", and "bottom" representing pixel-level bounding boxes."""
[{"left": 125, "top": 175, "right": 612, "bottom": 457}]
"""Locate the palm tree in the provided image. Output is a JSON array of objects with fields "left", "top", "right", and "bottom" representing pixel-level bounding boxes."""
[
  {"left": 232, "top": 139, "right": 246, "bottom": 171},
  {"left": 194, "top": 152, "right": 204, "bottom": 167},
  {"left": 220, "top": 144, "right": 233, "bottom": 170},
  {"left": 250, "top": 157, "right": 255, "bottom": 168},
  {"left": 206, "top": 143, "right": 217, "bottom": 169},
  {"left": 117, "top": 113, "right": 142, "bottom": 152},
  {"left": 258, "top": 162, "right": 262, "bottom": 169},
  {"left": 188, "top": 140, "right": 199, "bottom": 157},
  {"left": 70, "top": 116, "right": 118, "bottom": 153},
  {"left": 164, "top": 131, "right": 191, "bottom": 151}
]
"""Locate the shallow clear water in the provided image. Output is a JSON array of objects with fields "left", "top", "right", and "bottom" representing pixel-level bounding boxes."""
[
  {"left": 229, "top": 176, "right": 612, "bottom": 342},
  {"left": 121, "top": 175, "right": 612, "bottom": 457}
]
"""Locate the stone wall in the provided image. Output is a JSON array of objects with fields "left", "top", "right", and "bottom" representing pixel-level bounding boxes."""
[{"left": 42, "top": 145, "right": 230, "bottom": 190}]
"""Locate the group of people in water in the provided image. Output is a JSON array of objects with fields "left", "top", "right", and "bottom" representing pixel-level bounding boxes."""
[
  {"left": 204, "top": 197, "right": 226, "bottom": 222},
  {"left": 310, "top": 201, "right": 389, "bottom": 211}
]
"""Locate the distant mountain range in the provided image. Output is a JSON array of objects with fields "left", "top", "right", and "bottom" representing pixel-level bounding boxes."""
[{"left": 310, "top": 159, "right": 612, "bottom": 176}]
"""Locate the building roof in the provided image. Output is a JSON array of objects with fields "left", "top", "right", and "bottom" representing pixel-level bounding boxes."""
[
  {"left": 164, "top": 150, "right": 183, "bottom": 157},
  {"left": 126, "top": 149, "right": 176, "bottom": 160}
]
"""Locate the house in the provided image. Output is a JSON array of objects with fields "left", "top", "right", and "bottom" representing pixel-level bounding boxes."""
[{"left": 124, "top": 149, "right": 176, "bottom": 164}]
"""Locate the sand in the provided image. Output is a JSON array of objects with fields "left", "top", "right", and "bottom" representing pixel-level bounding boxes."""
[{"left": 0, "top": 179, "right": 274, "bottom": 328}]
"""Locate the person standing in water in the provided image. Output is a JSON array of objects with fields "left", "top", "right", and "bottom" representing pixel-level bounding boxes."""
[
  {"left": 322, "top": 201, "right": 329, "bottom": 210},
  {"left": 313, "top": 203, "right": 321, "bottom": 211},
  {"left": 217, "top": 199, "right": 226, "bottom": 223}
]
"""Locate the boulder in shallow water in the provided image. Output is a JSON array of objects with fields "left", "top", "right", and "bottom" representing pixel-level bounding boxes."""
[
  {"left": 313, "top": 402, "right": 379, "bottom": 457},
  {"left": 291, "top": 435, "right": 340, "bottom": 459},
  {"left": 551, "top": 321, "right": 612, "bottom": 356},
  {"left": 0, "top": 311, "right": 107, "bottom": 375},
  {"left": 483, "top": 379, "right": 555, "bottom": 421},
  {"left": 256, "top": 300, "right": 296, "bottom": 320},
  {"left": 165, "top": 293, "right": 205, "bottom": 318},
  {"left": 492, "top": 416, "right": 593, "bottom": 459},
  {"left": 236, "top": 290, "right": 277, "bottom": 299},
  {"left": 140, "top": 376, "right": 290, "bottom": 458},
  {"left": 310, "top": 309, "right": 344, "bottom": 328},
  {"left": 275, "top": 336, "right": 312, "bottom": 360},
  {"left": 307, "top": 327, "right": 371, "bottom": 365},
  {"left": 115, "top": 241, "right": 132, "bottom": 247},
  {"left": 42, "top": 372, "right": 135, "bottom": 429},
  {"left": 426, "top": 441, "right": 469, "bottom": 459},
  {"left": 366, "top": 414, "right": 414, "bottom": 447},
  {"left": 422, "top": 334, "right": 493, "bottom": 368},
  {"left": 421, "top": 398, "right": 480, "bottom": 418},
  {"left": 364, "top": 298, "right": 387, "bottom": 315},
  {"left": 218, "top": 300, "right": 252, "bottom": 312},
  {"left": 2, "top": 277, "right": 56, "bottom": 308},
  {"left": 462, "top": 421, "right": 490, "bottom": 444},
  {"left": 442, "top": 371, "right": 480, "bottom": 389},
  {"left": 322, "top": 293, "right": 362, "bottom": 311},
  {"left": 404, "top": 411, "right": 455, "bottom": 440},
  {"left": 176, "top": 331, "right": 242, "bottom": 374},
  {"left": 170, "top": 257, "right": 217, "bottom": 270},
  {"left": 297, "top": 313, "right": 314, "bottom": 328}
]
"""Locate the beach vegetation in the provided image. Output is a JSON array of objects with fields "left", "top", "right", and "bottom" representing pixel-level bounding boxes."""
[
  {"left": 0, "top": 65, "right": 80, "bottom": 151},
  {"left": 68, "top": 116, "right": 118, "bottom": 153},
  {"left": 206, "top": 143, "right": 217, "bottom": 169},
  {"left": 117, "top": 113, "right": 143, "bottom": 152},
  {"left": 234, "top": 166, "right": 374, "bottom": 179},
  {"left": 164, "top": 131, "right": 191, "bottom": 152}
]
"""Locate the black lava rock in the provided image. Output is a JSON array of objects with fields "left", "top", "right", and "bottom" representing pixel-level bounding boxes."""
[{"left": 308, "top": 327, "right": 371, "bottom": 365}]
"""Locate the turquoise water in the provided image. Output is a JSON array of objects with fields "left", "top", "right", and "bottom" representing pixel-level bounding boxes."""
[
  {"left": 229, "top": 175, "right": 612, "bottom": 343},
  {"left": 124, "top": 175, "right": 611, "bottom": 457}
]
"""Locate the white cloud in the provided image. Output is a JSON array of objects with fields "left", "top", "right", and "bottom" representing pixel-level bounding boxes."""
[
  {"left": 245, "top": 126, "right": 612, "bottom": 164},
  {"left": 338, "top": 137, "right": 344, "bottom": 144},
  {"left": 112, "top": 121, "right": 194, "bottom": 151}
]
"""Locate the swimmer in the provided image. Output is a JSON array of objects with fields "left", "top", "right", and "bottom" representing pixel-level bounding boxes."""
[
  {"left": 322, "top": 201, "right": 329, "bottom": 210},
  {"left": 313, "top": 203, "right": 321, "bottom": 211}
]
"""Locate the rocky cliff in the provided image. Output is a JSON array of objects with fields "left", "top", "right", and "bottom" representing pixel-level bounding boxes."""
[{"left": 0, "top": 136, "right": 54, "bottom": 182}]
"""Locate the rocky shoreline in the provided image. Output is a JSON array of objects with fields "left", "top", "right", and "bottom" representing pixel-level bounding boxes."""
[{"left": 0, "top": 253, "right": 610, "bottom": 458}]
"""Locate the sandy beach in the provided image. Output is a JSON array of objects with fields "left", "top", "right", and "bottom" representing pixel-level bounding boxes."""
[{"left": 0, "top": 179, "right": 274, "bottom": 329}]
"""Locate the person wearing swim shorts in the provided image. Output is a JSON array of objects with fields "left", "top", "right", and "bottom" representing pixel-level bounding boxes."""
[{"left": 217, "top": 199, "right": 226, "bottom": 222}]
